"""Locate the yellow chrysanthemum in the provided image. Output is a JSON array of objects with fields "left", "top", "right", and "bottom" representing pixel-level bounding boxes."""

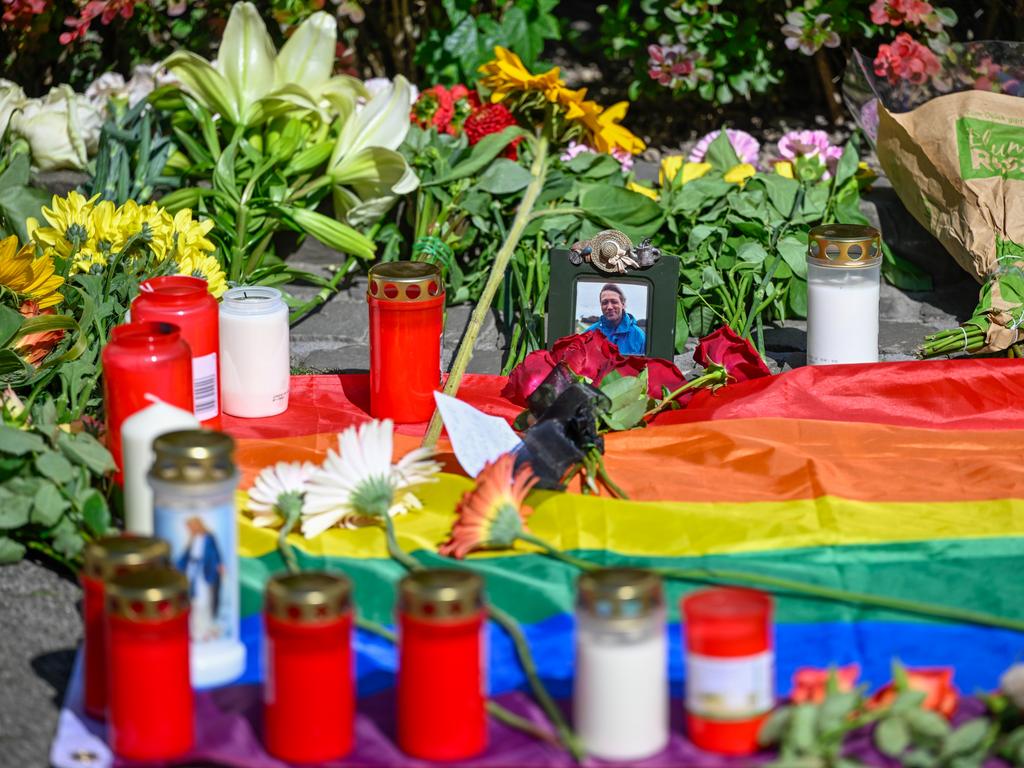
[
  {"left": 580, "top": 101, "right": 646, "bottom": 156},
  {"left": 89, "top": 199, "right": 128, "bottom": 255},
  {"left": 170, "top": 209, "right": 216, "bottom": 262},
  {"left": 30, "top": 191, "right": 100, "bottom": 260},
  {"left": 627, "top": 182, "right": 658, "bottom": 201},
  {"left": 774, "top": 161, "right": 795, "bottom": 179},
  {"left": 724, "top": 163, "right": 757, "bottom": 185},
  {"left": 479, "top": 46, "right": 562, "bottom": 103},
  {"left": 0, "top": 236, "right": 64, "bottom": 309},
  {"left": 177, "top": 253, "right": 227, "bottom": 298},
  {"left": 120, "top": 201, "right": 174, "bottom": 261},
  {"left": 659, "top": 157, "right": 712, "bottom": 187}
]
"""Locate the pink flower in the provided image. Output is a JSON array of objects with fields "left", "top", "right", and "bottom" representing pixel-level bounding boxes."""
[
  {"left": 60, "top": 0, "right": 135, "bottom": 45},
  {"left": 611, "top": 147, "right": 634, "bottom": 172},
  {"left": 870, "top": 0, "right": 935, "bottom": 27},
  {"left": 777, "top": 129, "right": 844, "bottom": 178},
  {"left": 874, "top": 33, "right": 940, "bottom": 85},
  {"left": 689, "top": 129, "right": 760, "bottom": 166},
  {"left": 560, "top": 141, "right": 595, "bottom": 163},
  {"left": 2, "top": 0, "right": 47, "bottom": 27},
  {"left": 647, "top": 44, "right": 710, "bottom": 91}
]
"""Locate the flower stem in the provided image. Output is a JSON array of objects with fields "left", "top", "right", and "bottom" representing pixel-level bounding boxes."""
[
  {"left": 518, "top": 532, "right": 597, "bottom": 572},
  {"left": 644, "top": 368, "right": 728, "bottom": 420},
  {"left": 595, "top": 453, "right": 628, "bottom": 499},
  {"left": 355, "top": 613, "right": 559, "bottom": 746},
  {"left": 277, "top": 512, "right": 300, "bottom": 575},
  {"left": 422, "top": 133, "right": 550, "bottom": 449},
  {"left": 384, "top": 518, "right": 582, "bottom": 760}
]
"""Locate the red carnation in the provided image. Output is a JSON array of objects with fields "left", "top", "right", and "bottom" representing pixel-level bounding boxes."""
[
  {"left": 411, "top": 85, "right": 456, "bottom": 133},
  {"left": 464, "top": 103, "right": 522, "bottom": 159}
]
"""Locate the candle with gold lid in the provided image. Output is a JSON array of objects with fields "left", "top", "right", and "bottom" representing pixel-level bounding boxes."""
[
  {"left": 806, "top": 224, "right": 882, "bottom": 365},
  {"left": 574, "top": 568, "right": 669, "bottom": 761},
  {"left": 263, "top": 571, "right": 355, "bottom": 763},
  {"left": 397, "top": 568, "right": 486, "bottom": 760},
  {"left": 367, "top": 261, "right": 445, "bottom": 423},
  {"left": 81, "top": 535, "right": 171, "bottom": 720},
  {"left": 105, "top": 567, "right": 193, "bottom": 761}
]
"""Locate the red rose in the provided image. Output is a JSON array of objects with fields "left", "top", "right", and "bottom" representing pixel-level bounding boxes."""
[
  {"left": 869, "top": 668, "right": 959, "bottom": 719},
  {"left": 501, "top": 349, "right": 557, "bottom": 405},
  {"left": 551, "top": 330, "right": 623, "bottom": 381},
  {"left": 608, "top": 355, "right": 687, "bottom": 399},
  {"left": 791, "top": 664, "right": 860, "bottom": 704},
  {"left": 464, "top": 103, "right": 522, "bottom": 159},
  {"left": 693, "top": 325, "right": 771, "bottom": 383}
]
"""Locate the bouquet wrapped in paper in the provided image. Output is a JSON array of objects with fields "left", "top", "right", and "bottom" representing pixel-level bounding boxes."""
[{"left": 844, "top": 41, "right": 1024, "bottom": 355}]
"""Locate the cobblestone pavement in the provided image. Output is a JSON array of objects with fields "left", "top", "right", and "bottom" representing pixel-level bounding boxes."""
[{"left": 0, "top": 176, "right": 983, "bottom": 766}]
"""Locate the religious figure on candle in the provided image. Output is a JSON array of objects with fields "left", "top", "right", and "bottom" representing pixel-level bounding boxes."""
[{"left": 176, "top": 515, "right": 224, "bottom": 641}]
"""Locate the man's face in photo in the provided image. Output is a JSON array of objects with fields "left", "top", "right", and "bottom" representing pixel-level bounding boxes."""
[{"left": 600, "top": 289, "right": 624, "bottom": 326}]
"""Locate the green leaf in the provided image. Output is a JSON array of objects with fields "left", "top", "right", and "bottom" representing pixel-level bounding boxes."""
[
  {"left": 778, "top": 235, "right": 808, "bottom": 278},
  {"left": 56, "top": 432, "right": 116, "bottom": 476},
  {"left": 704, "top": 130, "right": 741, "bottom": 170},
  {"left": 32, "top": 481, "right": 69, "bottom": 527},
  {"left": 579, "top": 184, "right": 664, "bottom": 240},
  {"left": 934, "top": 6, "right": 957, "bottom": 26},
  {"left": 737, "top": 241, "right": 768, "bottom": 264},
  {"left": 0, "top": 304, "right": 24, "bottom": 347},
  {"left": 0, "top": 487, "right": 32, "bottom": 529},
  {"left": 581, "top": 154, "right": 623, "bottom": 180},
  {"left": 875, "top": 715, "right": 911, "bottom": 756},
  {"left": 788, "top": 277, "right": 808, "bottom": 317},
  {"left": 757, "top": 173, "right": 800, "bottom": 217},
  {"left": 428, "top": 126, "right": 525, "bottom": 186},
  {"left": 0, "top": 183, "right": 51, "bottom": 245},
  {"left": 0, "top": 425, "right": 46, "bottom": 455},
  {"left": 818, "top": 692, "right": 859, "bottom": 733},
  {"left": 942, "top": 718, "right": 989, "bottom": 757},
  {"left": 0, "top": 536, "right": 25, "bottom": 564},
  {"left": 905, "top": 708, "right": 951, "bottom": 741},
  {"left": 790, "top": 704, "right": 818, "bottom": 751},
  {"left": 757, "top": 706, "right": 792, "bottom": 746},
  {"left": 477, "top": 159, "right": 534, "bottom": 195},
  {"left": 833, "top": 142, "right": 859, "bottom": 191},
  {"left": 35, "top": 451, "right": 74, "bottom": 485},
  {"left": 52, "top": 516, "right": 85, "bottom": 559},
  {"left": 277, "top": 206, "right": 375, "bottom": 259},
  {"left": 882, "top": 243, "right": 932, "bottom": 292},
  {"left": 81, "top": 490, "right": 111, "bottom": 536}
]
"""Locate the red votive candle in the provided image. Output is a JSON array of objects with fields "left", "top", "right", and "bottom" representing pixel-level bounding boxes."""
[
  {"left": 682, "top": 587, "right": 774, "bottom": 755},
  {"left": 106, "top": 567, "right": 193, "bottom": 761},
  {"left": 397, "top": 569, "right": 486, "bottom": 760},
  {"left": 80, "top": 535, "right": 170, "bottom": 721},
  {"left": 367, "top": 262, "right": 444, "bottom": 423},
  {"left": 263, "top": 571, "right": 354, "bottom": 763},
  {"left": 131, "top": 275, "right": 221, "bottom": 429},
  {"left": 102, "top": 321, "right": 192, "bottom": 482}
]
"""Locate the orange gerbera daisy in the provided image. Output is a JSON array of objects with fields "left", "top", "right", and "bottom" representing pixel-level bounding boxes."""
[
  {"left": 13, "top": 300, "right": 64, "bottom": 366},
  {"left": 439, "top": 453, "right": 538, "bottom": 559}
]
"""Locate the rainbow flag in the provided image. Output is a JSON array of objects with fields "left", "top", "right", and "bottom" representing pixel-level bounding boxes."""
[{"left": 227, "top": 360, "right": 1024, "bottom": 706}]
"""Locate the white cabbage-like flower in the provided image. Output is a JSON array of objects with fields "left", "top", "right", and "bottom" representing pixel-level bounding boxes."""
[
  {"left": 10, "top": 86, "right": 103, "bottom": 171},
  {"left": 1000, "top": 663, "right": 1024, "bottom": 709},
  {"left": 0, "top": 79, "right": 27, "bottom": 140},
  {"left": 301, "top": 419, "right": 440, "bottom": 538},
  {"left": 246, "top": 460, "right": 318, "bottom": 528}
]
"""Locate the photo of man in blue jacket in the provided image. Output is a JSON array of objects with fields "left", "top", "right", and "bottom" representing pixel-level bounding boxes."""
[{"left": 586, "top": 283, "right": 647, "bottom": 355}]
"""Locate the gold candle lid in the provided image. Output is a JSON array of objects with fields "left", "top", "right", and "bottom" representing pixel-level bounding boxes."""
[
  {"left": 398, "top": 569, "right": 483, "bottom": 621},
  {"left": 368, "top": 262, "right": 443, "bottom": 303},
  {"left": 265, "top": 571, "right": 353, "bottom": 622},
  {"left": 807, "top": 224, "right": 882, "bottom": 267},
  {"left": 82, "top": 535, "right": 171, "bottom": 581},
  {"left": 577, "top": 568, "right": 663, "bottom": 621},
  {"left": 106, "top": 567, "right": 190, "bottom": 621},
  {"left": 150, "top": 430, "right": 236, "bottom": 484}
]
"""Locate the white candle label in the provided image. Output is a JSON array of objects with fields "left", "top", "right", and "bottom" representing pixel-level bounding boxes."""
[
  {"left": 192, "top": 352, "right": 219, "bottom": 421},
  {"left": 685, "top": 651, "right": 774, "bottom": 719}
]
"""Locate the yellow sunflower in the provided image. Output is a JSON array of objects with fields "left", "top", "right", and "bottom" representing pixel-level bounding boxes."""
[
  {"left": 170, "top": 209, "right": 216, "bottom": 263},
  {"left": 29, "top": 191, "right": 100, "bottom": 260},
  {"left": 177, "top": 253, "right": 227, "bottom": 298},
  {"left": 581, "top": 101, "right": 646, "bottom": 156},
  {"left": 0, "top": 236, "right": 64, "bottom": 309},
  {"left": 479, "top": 46, "right": 562, "bottom": 103}
]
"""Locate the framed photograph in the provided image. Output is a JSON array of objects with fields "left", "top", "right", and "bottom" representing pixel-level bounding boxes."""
[{"left": 547, "top": 231, "right": 679, "bottom": 359}]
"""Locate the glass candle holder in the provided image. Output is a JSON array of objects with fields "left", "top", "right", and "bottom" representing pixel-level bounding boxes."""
[
  {"left": 806, "top": 224, "right": 882, "bottom": 366},
  {"left": 397, "top": 569, "right": 486, "bottom": 760},
  {"left": 149, "top": 430, "right": 246, "bottom": 688},
  {"left": 682, "top": 587, "right": 774, "bottom": 756},
  {"left": 574, "top": 568, "right": 668, "bottom": 761},
  {"left": 367, "top": 262, "right": 445, "bottom": 423},
  {"left": 132, "top": 275, "right": 221, "bottom": 428},
  {"left": 80, "top": 535, "right": 170, "bottom": 721},
  {"left": 106, "top": 567, "right": 193, "bottom": 762},
  {"left": 219, "top": 286, "right": 289, "bottom": 418},
  {"left": 264, "top": 571, "right": 354, "bottom": 763},
  {"left": 102, "top": 322, "right": 193, "bottom": 483}
]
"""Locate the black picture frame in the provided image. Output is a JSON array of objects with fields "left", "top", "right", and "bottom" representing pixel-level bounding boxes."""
[{"left": 547, "top": 248, "right": 680, "bottom": 359}]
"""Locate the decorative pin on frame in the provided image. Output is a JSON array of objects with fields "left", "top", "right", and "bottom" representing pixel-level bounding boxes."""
[{"left": 547, "top": 229, "right": 679, "bottom": 359}]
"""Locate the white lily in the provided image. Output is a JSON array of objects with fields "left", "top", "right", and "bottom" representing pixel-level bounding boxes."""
[
  {"left": 328, "top": 76, "right": 420, "bottom": 227},
  {"left": 163, "top": 2, "right": 365, "bottom": 126},
  {"left": 301, "top": 419, "right": 440, "bottom": 538}
]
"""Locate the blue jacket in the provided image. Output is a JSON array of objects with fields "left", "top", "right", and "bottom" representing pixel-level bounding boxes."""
[{"left": 587, "top": 312, "right": 647, "bottom": 355}]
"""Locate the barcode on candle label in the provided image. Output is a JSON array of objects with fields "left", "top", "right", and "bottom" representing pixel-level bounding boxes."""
[
  {"left": 685, "top": 651, "right": 774, "bottom": 719},
  {"left": 192, "top": 352, "right": 219, "bottom": 421}
]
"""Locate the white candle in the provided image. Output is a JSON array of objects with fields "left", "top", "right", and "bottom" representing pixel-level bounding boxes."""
[
  {"left": 219, "top": 286, "right": 290, "bottom": 418},
  {"left": 120, "top": 398, "right": 199, "bottom": 534},
  {"left": 573, "top": 570, "right": 668, "bottom": 761}
]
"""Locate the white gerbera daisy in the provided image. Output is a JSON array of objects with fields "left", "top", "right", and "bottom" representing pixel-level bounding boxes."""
[
  {"left": 301, "top": 419, "right": 441, "bottom": 538},
  {"left": 246, "top": 461, "right": 318, "bottom": 528}
]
